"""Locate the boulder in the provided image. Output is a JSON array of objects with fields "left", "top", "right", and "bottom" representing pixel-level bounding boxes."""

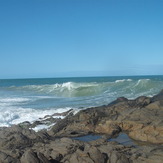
[{"left": 20, "top": 150, "right": 50, "bottom": 163}]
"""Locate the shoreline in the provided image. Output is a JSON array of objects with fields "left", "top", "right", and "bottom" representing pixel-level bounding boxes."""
[
  {"left": 0, "top": 75, "right": 162, "bottom": 128},
  {"left": 0, "top": 90, "right": 163, "bottom": 162}
]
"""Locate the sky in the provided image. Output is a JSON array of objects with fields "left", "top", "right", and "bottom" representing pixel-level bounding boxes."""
[{"left": 0, "top": 0, "right": 163, "bottom": 79}]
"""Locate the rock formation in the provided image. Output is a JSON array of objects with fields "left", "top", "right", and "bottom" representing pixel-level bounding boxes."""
[{"left": 0, "top": 90, "right": 163, "bottom": 162}]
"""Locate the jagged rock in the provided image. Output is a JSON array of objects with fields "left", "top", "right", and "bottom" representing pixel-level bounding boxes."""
[
  {"left": 0, "top": 90, "right": 163, "bottom": 162},
  {"left": 20, "top": 150, "right": 50, "bottom": 163},
  {"left": 0, "top": 151, "right": 19, "bottom": 163},
  {"left": 110, "top": 151, "right": 130, "bottom": 163},
  {"left": 48, "top": 90, "right": 163, "bottom": 144}
]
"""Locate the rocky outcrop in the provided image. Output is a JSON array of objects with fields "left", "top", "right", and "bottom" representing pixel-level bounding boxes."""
[
  {"left": 49, "top": 92, "right": 163, "bottom": 144},
  {"left": 0, "top": 90, "right": 163, "bottom": 162}
]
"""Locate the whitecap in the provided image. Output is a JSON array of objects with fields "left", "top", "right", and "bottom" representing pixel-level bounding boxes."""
[
  {"left": 0, "top": 107, "right": 75, "bottom": 127},
  {"left": 126, "top": 79, "right": 132, "bottom": 82},
  {"left": 115, "top": 79, "right": 125, "bottom": 83},
  {"left": 115, "top": 79, "right": 132, "bottom": 83},
  {"left": 0, "top": 97, "right": 29, "bottom": 103},
  {"left": 0, "top": 97, "right": 30, "bottom": 107}
]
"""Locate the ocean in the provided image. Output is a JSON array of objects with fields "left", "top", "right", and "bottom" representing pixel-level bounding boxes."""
[{"left": 0, "top": 75, "right": 163, "bottom": 128}]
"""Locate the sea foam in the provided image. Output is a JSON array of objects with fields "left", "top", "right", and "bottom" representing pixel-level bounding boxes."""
[
  {"left": 0, "top": 106, "right": 74, "bottom": 127},
  {"left": 115, "top": 79, "right": 132, "bottom": 83},
  {"left": 0, "top": 77, "right": 162, "bottom": 129}
]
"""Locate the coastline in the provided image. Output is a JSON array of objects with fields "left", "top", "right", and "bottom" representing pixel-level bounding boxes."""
[
  {"left": 0, "top": 90, "right": 163, "bottom": 162},
  {"left": 1, "top": 76, "right": 163, "bottom": 128}
]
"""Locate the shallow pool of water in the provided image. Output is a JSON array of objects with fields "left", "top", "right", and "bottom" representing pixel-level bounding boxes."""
[
  {"left": 73, "top": 134, "right": 101, "bottom": 142},
  {"left": 72, "top": 133, "right": 137, "bottom": 146},
  {"left": 109, "top": 133, "right": 136, "bottom": 146}
]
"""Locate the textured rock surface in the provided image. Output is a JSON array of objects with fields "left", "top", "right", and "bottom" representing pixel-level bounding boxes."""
[
  {"left": 49, "top": 92, "right": 163, "bottom": 144},
  {"left": 0, "top": 90, "right": 163, "bottom": 162}
]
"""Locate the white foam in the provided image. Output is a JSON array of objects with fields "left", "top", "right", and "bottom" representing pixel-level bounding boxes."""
[
  {"left": 134, "top": 79, "right": 151, "bottom": 87},
  {"left": 0, "top": 97, "right": 30, "bottom": 106},
  {"left": 115, "top": 79, "right": 132, "bottom": 83},
  {"left": 61, "top": 82, "right": 75, "bottom": 90},
  {"left": 115, "top": 79, "right": 125, "bottom": 83},
  {"left": 31, "top": 123, "right": 55, "bottom": 132},
  {"left": 0, "top": 97, "right": 29, "bottom": 103},
  {"left": 0, "top": 107, "right": 74, "bottom": 127},
  {"left": 126, "top": 79, "right": 132, "bottom": 82},
  {"left": 18, "top": 82, "right": 99, "bottom": 94},
  {"left": 134, "top": 80, "right": 141, "bottom": 87}
]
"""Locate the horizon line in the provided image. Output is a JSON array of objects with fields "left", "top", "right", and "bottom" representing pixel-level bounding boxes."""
[{"left": 0, "top": 74, "right": 163, "bottom": 80}]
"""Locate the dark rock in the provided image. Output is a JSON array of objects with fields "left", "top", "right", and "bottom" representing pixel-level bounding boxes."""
[
  {"left": 19, "top": 121, "right": 31, "bottom": 129},
  {"left": 0, "top": 151, "right": 18, "bottom": 163},
  {"left": 152, "top": 89, "right": 163, "bottom": 102},
  {"left": 52, "top": 109, "right": 73, "bottom": 117},
  {"left": 48, "top": 91, "right": 163, "bottom": 144},
  {"left": 0, "top": 91, "right": 163, "bottom": 162},
  {"left": 135, "top": 96, "right": 151, "bottom": 107},
  {"left": 110, "top": 151, "right": 130, "bottom": 163},
  {"left": 20, "top": 150, "right": 50, "bottom": 163}
]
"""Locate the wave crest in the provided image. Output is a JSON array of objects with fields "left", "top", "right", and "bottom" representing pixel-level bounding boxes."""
[
  {"left": 115, "top": 79, "right": 132, "bottom": 83},
  {"left": 12, "top": 82, "right": 102, "bottom": 97},
  {"left": 0, "top": 107, "right": 73, "bottom": 127},
  {"left": 6, "top": 78, "right": 162, "bottom": 98}
]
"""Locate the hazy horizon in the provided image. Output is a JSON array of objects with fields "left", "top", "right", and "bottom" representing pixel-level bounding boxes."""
[{"left": 1, "top": 74, "right": 163, "bottom": 80}]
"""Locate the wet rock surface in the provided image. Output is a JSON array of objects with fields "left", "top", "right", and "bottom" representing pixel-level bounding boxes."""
[{"left": 0, "top": 90, "right": 163, "bottom": 162}]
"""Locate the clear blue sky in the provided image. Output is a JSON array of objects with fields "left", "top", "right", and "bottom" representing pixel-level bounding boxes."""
[{"left": 0, "top": 0, "right": 163, "bottom": 79}]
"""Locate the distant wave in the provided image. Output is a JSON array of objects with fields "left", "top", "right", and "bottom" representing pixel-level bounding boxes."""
[
  {"left": 9, "top": 82, "right": 103, "bottom": 97},
  {"left": 5, "top": 79, "right": 162, "bottom": 98},
  {"left": 0, "top": 97, "right": 29, "bottom": 103},
  {"left": 115, "top": 79, "right": 132, "bottom": 83},
  {"left": 0, "top": 97, "right": 30, "bottom": 107},
  {"left": 0, "top": 77, "right": 163, "bottom": 128},
  {"left": 134, "top": 79, "right": 150, "bottom": 87}
]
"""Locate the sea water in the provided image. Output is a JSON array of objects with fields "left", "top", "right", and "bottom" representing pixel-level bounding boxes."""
[{"left": 0, "top": 75, "right": 163, "bottom": 128}]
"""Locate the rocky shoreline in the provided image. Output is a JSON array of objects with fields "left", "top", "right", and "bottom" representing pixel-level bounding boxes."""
[{"left": 0, "top": 90, "right": 163, "bottom": 163}]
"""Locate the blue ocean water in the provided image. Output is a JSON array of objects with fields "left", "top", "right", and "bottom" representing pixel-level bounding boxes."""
[{"left": 0, "top": 75, "right": 162, "bottom": 127}]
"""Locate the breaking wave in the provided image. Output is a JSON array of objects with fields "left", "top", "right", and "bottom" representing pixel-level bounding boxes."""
[
  {"left": 5, "top": 78, "right": 162, "bottom": 98},
  {"left": 0, "top": 76, "right": 163, "bottom": 128},
  {"left": 0, "top": 100, "right": 74, "bottom": 127}
]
